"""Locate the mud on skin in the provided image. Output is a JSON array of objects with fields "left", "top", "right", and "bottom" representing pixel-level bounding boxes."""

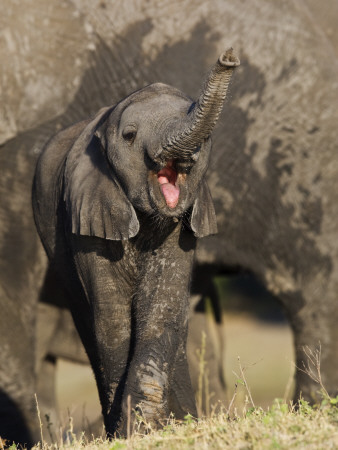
[{"left": 32, "top": 50, "right": 239, "bottom": 435}]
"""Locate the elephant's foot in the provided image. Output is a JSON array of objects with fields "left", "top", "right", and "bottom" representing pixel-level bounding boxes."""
[
  {"left": 121, "top": 399, "right": 168, "bottom": 437},
  {"left": 117, "top": 374, "right": 169, "bottom": 436}
]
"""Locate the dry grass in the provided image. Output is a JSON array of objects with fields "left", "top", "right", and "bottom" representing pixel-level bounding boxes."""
[{"left": 29, "top": 396, "right": 338, "bottom": 450}]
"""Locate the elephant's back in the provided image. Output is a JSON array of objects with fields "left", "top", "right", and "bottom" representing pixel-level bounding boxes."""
[{"left": 32, "top": 120, "right": 89, "bottom": 257}]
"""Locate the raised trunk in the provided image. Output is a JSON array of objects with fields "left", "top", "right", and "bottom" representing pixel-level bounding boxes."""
[{"left": 160, "top": 48, "right": 240, "bottom": 161}]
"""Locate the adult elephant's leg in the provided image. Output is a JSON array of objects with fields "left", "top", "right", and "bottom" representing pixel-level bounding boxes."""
[
  {"left": 67, "top": 235, "right": 133, "bottom": 434},
  {"left": 188, "top": 266, "right": 227, "bottom": 414},
  {"left": 120, "top": 226, "right": 197, "bottom": 433},
  {"left": 35, "top": 299, "right": 64, "bottom": 439},
  {"left": 0, "top": 287, "right": 40, "bottom": 446},
  {"left": 36, "top": 299, "right": 90, "bottom": 441},
  {"left": 284, "top": 286, "right": 338, "bottom": 402},
  {"left": 35, "top": 355, "right": 58, "bottom": 442},
  {"left": 187, "top": 299, "right": 227, "bottom": 416}
]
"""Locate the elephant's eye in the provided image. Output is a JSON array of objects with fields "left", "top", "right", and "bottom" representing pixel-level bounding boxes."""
[{"left": 122, "top": 128, "right": 137, "bottom": 144}]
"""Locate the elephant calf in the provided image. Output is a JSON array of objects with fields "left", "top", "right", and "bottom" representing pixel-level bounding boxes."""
[{"left": 32, "top": 49, "right": 239, "bottom": 435}]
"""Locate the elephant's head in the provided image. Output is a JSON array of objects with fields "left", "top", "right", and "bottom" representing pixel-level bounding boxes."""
[{"left": 63, "top": 49, "right": 239, "bottom": 240}]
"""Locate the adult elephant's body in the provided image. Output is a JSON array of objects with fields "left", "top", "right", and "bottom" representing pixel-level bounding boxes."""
[{"left": 1, "top": 0, "right": 337, "bottom": 444}]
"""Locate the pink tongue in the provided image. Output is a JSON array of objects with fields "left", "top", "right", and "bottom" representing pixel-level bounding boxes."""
[{"left": 160, "top": 183, "right": 180, "bottom": 208}]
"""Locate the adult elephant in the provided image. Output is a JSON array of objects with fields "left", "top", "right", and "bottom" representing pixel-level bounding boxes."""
[{"left": 1, "top": 0, "right": 337, "bottom": 444}]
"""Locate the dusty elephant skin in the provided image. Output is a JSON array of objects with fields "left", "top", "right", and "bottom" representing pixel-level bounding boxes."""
[
  {"left": 1, "top": 0, "right": 338, "bottom": 445},
  {"left": 32, "top": 51, "right": 239, "bottom": 436}
]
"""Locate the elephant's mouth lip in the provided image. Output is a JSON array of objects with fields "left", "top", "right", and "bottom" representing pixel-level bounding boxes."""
[{"left": 157, "top": 160, "right": 180, "bottom": 209}]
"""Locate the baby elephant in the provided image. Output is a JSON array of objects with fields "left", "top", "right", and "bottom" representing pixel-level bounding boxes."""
[{"left": 33, "top": 49, "right": 239, "bottom": 435}]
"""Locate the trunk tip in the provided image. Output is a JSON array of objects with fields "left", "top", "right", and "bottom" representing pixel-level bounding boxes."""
[{"left": 219, "top": 48, "right": 240, "bottom": 67}]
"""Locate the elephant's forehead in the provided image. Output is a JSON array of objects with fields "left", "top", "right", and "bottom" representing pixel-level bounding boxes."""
[{"left": 120, "top": 95, "right": 189, "bottom": 126}]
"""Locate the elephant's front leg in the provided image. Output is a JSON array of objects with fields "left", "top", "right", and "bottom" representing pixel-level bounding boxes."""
[
  {"left": 120, "top": 226, "right": 197, "bottom": 433},
  {"left": 70, "top": 236, "right": 134, "bottom": 433}
]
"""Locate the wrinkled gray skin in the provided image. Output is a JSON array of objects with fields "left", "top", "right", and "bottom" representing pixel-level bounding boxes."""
[
  {"left": 1, "top": 0, "right": 338, "bottom": 445},
  {"left": 32, "top": 51, "right": 239, "bottom": 436}
]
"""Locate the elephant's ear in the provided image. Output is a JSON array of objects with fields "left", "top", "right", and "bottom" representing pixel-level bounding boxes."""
[
  {"left": 63, "top": 106, "right": 140, "bottom": 240},
  {"left": 190, "top": 179, "right": 218, "bottom": 238}
]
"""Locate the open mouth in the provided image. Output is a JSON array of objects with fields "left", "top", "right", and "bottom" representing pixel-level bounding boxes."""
[{"left": 157, "top": 160, "right": 180, "bottom": 209}]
